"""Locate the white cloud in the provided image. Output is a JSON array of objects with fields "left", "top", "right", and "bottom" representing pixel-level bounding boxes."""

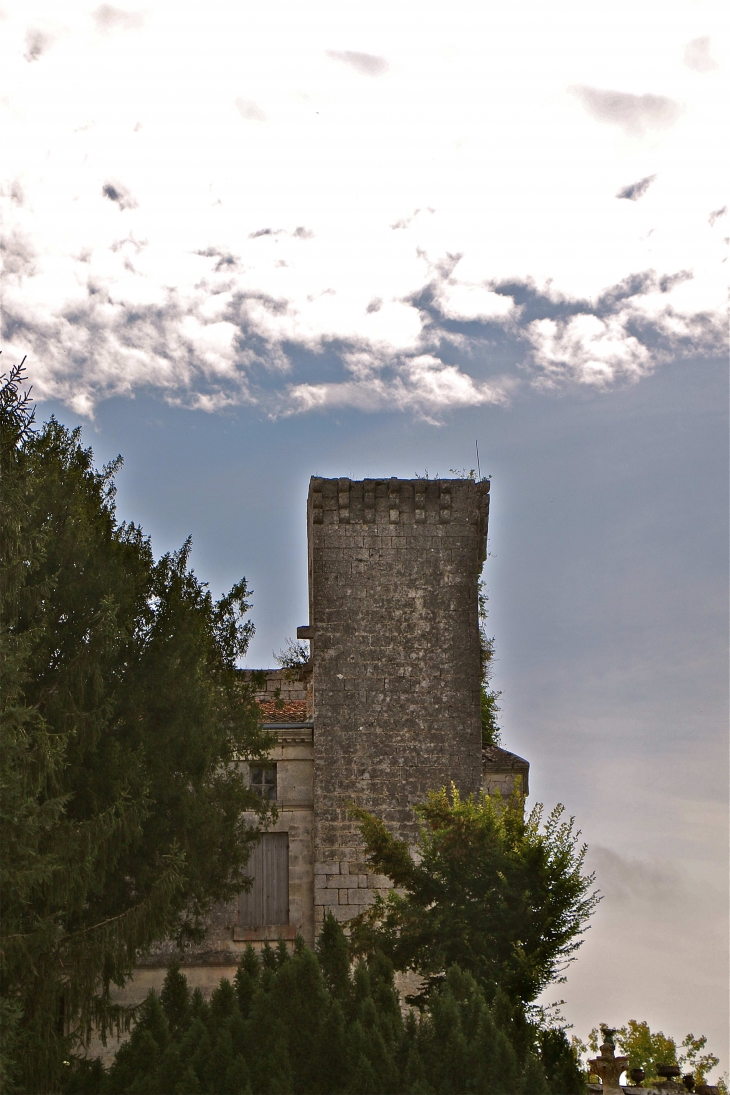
[
  {"left": 571, "top": 86, "right": 682, "bottom": 136},
  {"left": 435, "top": 283, "right": 517, "bottom": 322},
  {"left": 92, "top": 5, "right": 145, "bottom": 34},
  {"left": 684, "top": 36, "right": 719, "bottom": 73},
  {"left": 588, "top": 846, "right": 681, "bottom": 905},
  {"left": 325, "top": 49, "right": 388, "bottom": 76},
  {"left": 527, "top": 313, "right": 653, "bottom": 388},
  {"left": 0, "top": 0, "right": 725, "bottom": 417},
  {"left": 286, "top": 356, "right": 515, "bottom": 420},
  {"left": 235, "top": 98, "right": 267, "bottom": 123},
  {"left": 23, "top": 26, "right": 54, "bottom": 62}
]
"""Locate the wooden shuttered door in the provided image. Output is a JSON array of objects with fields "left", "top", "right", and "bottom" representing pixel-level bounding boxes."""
[{"left": 238, "top": 832, "right": 289, "bottom": 927}]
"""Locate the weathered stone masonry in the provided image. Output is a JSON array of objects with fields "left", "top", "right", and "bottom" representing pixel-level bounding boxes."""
[{"left": 306, "top": 477, "right": 491, "bottom": 927}]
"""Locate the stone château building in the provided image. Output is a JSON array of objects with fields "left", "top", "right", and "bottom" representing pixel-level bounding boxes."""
[{"left": 121, "top": 476, "right": 529, "bottom": 1007}]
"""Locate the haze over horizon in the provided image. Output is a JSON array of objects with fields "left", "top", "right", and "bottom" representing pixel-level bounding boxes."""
[{"left": 2, "top": 0, "right": 727, "bottom": 1076}]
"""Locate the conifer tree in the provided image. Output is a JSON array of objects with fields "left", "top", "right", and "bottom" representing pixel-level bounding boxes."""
[
  {"left": 0, "top": 365, "right": 273, "bottom": 1091},
  {"left": 519, "top": 1050, "right": 551, "bottom": 1095},
  {"left": 316, "top": 911, "right": 352, "bottom": 1002},
  {"left": 233, "top": 945, "right": 260, "bottom": 1020},
  {"left": 160, "top": 962, "right": 191, "bottom": 1036},
  {"left": 538, "top": 1027, "right": 588, "bottom": 1095},
  {"left": 313, "top": 997, "right": 348, "bottom": 1095},
  {"left": 70, "top": 918, "right": 586, "bottom": 1095}
]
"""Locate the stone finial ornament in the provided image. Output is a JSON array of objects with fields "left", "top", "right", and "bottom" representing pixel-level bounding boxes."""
[
  {"left": 589, "top": 1031, "right": 629, "bottom": 1094},
  {"left": 601, "top": 1026, "right": 619, "bottom": 1047}
]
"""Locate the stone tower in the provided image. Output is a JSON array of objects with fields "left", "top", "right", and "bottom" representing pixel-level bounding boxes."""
[
  {"left": 304, "top": 476, "right": 490, "bottom": 928},
  {"left": 95, "top": 473, "right": 529, "bottom": 1059}
]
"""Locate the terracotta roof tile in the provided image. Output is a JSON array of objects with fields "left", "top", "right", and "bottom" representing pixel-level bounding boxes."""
[{"left": 257, "top": 699, "right": 308, "bottom": 722}]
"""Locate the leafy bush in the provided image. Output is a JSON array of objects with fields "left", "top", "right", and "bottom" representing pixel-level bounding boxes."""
[{"left": 350, "top": 787, "right": 599, "bottom": 1007}]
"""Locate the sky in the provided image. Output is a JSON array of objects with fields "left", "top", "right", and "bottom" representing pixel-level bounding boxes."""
[{"left": 2, "top": 0, "right": 728, "bottom": 1075}]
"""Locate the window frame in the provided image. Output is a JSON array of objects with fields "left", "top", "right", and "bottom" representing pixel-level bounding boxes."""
[{"left": 249, "top": 762, "right": 277, "bottom": 802}]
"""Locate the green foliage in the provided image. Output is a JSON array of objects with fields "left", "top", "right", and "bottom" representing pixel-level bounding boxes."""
[
  {"left": 538, "top": 1027, "right": 587, "bottom": 1095},
  {"left": 66, "top": 917, "right": 584, "bottom": 1095},
  {"left": 316, "top": 907, "right": 352, "bottom": 1000},
  {"left": 275, "top": 639, "right": 310, "bottom": 669},
  {"left": 678, "top": 1032, "right": 723, "bottom": 1087},
  {"left": 478, "top": 582, "right": 502, "bottom": 747},
  {"left": 0, "top": 366, "right": 273, "bottom": 1092},
  {"left": 349, "top": 786, "right": 600, "bottom": 1007},
  {"left": 480, "top": 680, "right": 502, "bottom": 748},
  {"left": 160, "top": 962, "right": 191, "bottom": 1036},
  {"left": 585, "top": 1020, "right": 722, "bottom": 1087}
]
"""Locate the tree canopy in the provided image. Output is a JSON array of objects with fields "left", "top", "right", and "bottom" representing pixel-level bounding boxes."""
[
  {"left": 0, "top": 364, "right": 272, "bottom": 1092},
  {"left": 349, "top": 787, "right": 600, "bottom": 1007},
  {"left": 583, "top": 1020, "right": 724, "bottom": 1089},
  {"left": 65, "top": 917, "right": 585, "bottom": 1095}
]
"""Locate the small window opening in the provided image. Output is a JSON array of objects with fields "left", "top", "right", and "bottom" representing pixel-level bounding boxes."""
[{"left": 250, "top": 763, "right": 277, "bottom": 802}]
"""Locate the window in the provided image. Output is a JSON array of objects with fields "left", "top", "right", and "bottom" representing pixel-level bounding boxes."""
[
  {"left": 249, "top": 763, "right": 277, "bottom": 802},
  {"left": 238, "top": 832, "right": 289, "bottom": 927}
]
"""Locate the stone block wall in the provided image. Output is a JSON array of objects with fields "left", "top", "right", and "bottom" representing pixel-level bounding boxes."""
[
  {"left": 307, "top": 476, "right": 489, "bottom": 928},
  {"left": 313, "top": 859, "right": 393, "bottom": 924},
  {"left": 235, "top": 725, "right": 315, "bottom": 946}
]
